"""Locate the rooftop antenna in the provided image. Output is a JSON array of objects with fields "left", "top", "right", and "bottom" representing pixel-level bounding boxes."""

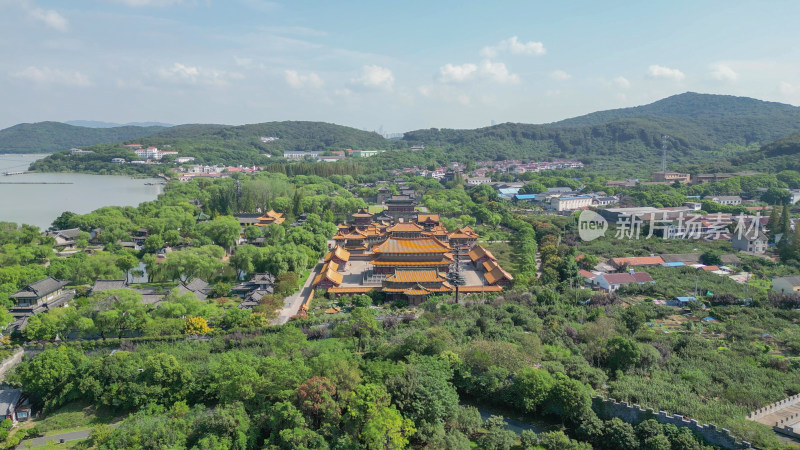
[{"left": 661, "top": 135, "right": 669, "bottom": 172}]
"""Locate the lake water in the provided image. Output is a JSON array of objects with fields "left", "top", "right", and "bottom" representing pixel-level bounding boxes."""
[{"left": 0, "top": 154, "right": 164, "bottom": 230}]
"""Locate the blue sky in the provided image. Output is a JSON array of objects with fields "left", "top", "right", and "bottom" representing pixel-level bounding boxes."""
[{"left": 2, "top": 0, "right": 799, "bottom": 132}]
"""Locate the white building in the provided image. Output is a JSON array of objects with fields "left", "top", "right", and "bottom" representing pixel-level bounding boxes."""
[
  {"left": 708, "top": 195, "right": 742, "bottom": 206},
  {"left": 550, "top": 195, "right": 593, "bottom": 211},
  {"left": 466, "top": 177, "right": 491, "bottom": 186}
]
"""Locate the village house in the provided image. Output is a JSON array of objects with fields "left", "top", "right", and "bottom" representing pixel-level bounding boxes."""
[
  {"left": 609, "top": 256, "right": 665, "bottom": 270},
  {"left": 707, "top": 195, "right": 742, "bottom": 206},
  {"left": 0, "top": 389, "right": 31, "bottom": 423},
  {"left": 772, "top": 276, "right": 800, "bottom": 294},
  {"left": 549, "top": 195, "right": 593, "bottom": 211},
  {"left": 731, "top": 230, "right": 768, "bottom": 254},
  {"left": 10, "top": 277, "right": 70, "bottom": 308},
  {"left": 590, "top": 272, "right": 654, "bottom": 292}
]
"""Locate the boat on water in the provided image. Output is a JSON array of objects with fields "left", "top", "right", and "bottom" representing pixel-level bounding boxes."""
[{"left": 2, "top": 171, "right": 25, "bottom": 176}]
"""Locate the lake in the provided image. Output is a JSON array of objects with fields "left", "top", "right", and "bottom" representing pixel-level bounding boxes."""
[{"left": 0, "top": 154, "right": 164, "bottom": 230}]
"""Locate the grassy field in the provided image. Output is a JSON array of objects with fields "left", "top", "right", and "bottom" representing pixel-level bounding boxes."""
[
  {"left": 480, "top": 241, "right": 515, "bottom": 272},
  {"left": 29, "top": 401, "right": 125, "bottom": 436}
]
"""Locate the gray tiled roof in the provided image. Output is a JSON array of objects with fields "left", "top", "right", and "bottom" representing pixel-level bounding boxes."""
[
  {"left": 11, "top": 277, "right": 69, "bottom": 299},
  {"left": 0, "top": 389, "right": 22, "bottom": 416},
  {"left": 92, "top": 280, "right": 127, "bottom": 292}
]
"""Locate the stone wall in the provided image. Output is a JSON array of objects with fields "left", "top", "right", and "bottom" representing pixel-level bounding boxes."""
[
  {"left": 747, "top": 393, "right": 800, "bottom": 422},
  {"left": 592, "top": 397, "right": 751, "bottom": 449},
  {"left": 0, "top": 348, "right": 24, "bottom": 381}
]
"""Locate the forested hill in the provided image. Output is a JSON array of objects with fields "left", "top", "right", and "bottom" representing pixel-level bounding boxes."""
[
  {"left": 141, "top": 121, "right": 393, "bottom": 154},
  {"left": 554, "top": 92, "right": 800, "bottom": 124},
  {"left": 400, "top": 93, "right": 800, "bottom": 175},
  {"left": 0, "top": 121, "right": 167, "bottom": 154}
]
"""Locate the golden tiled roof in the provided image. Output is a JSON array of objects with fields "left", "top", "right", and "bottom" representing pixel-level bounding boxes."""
[
  {"left": 417, "top": 214, "right": 440, "bottom": 223},
  {"left": 482, "top": 260, "right": 514, "bottom": 285},
  {"left": 468, "top": 245, "right": 497, "bottom": 262},
  {"left": 312, "top": 262, "right": 343, "bottom": 286},
  {"left": 370, "top": 255, "right": 453, "bottom": 266},
  {"left": 388, "top": 222, "right": 424, "bottom": 232},
  {"left": 373, "top": 237, "right": 451, "bottom": 254},
  {"left": 385, "top": 269, "right": 446, "bottom": 283},
  {"left": 449, "top": 226, "right": 479, "bottom": 239},
  {"left": 324, "top": 246, "right": 351, "bottom": 263}
]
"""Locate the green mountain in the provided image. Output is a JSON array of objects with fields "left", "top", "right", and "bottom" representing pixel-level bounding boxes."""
[
  {"left": 0, "top": 121, "right": 167, "bottom": 154},
  {"left": 29, "top": 121, "right": 400, "bottom": 175},
  {"left": 399, "top": 93, "right": 800, "bottom": 176}
]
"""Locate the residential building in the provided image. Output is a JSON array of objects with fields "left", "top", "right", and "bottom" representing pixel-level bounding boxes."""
[
  {"left": 708, "top": 195, "right": 742, "bottom": 205},
  {"left": 0, "top": 389, "right": 30, "bottom": 423},
  {"left": 176, "top": 278, "right": 210, "bottom": 301},
  {"left": 466, "top": 177, "right": 491, "bottom": 186},
  {"left": 590, "top": 272, "right": 654, "bottom": 292},
  {"left": 652, "top": 171, "right": 691, "bottom": 184},
  {"left": 70, "top": 148, "right": 94, "bottom": 155},
  {"left": 10, "top": 277, "right": 69, "bottom": 307},
  {"left": 550, "top": 195, "right": 593, "bottom": 211},
  {"left": 772, "top": 275, "right": 800, "bottom": 294},
  {"left": 283, "top": 151, "right": 322, "bottom": 160},
  {"left": 789, "top": 190, "right": 800, "bottom": 205},
  {"left": 353, "top": 150, "right": 380, "bottom": 158},
  {"left": 111, "top": 158, "right": 126, "bottom": 164},
  {"left": 732, "top": 230, "right": 768, "bottom": 254},
  {"left": 692, "top": 171, "right": 761, "bottom": 184},
  {"left": 609, "top": 256, "right": 665, "bottom": 270}
]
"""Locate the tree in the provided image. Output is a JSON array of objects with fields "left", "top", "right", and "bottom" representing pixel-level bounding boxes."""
[
  {"left": 348, "top": 307, "right": 380, "bottom": 351},
  {"left": 545, "top": 373, "right": 592, "bottom": 423},
  {"left": 514, "top": 367, "right": 554, "bottom": 413},
  {"left": 196, "top": 216, "right": 241, "bottom": 250},
  {"left": 700, "top": 250, "right": 722, "bottom": 266},
  {"left": 386, "top": 356, "right": 458, "bottom": 433},
  {"left": 478, "top": 415, "right": 516, "bottom": 450},
  {"left": 605, "top": 336, "right": 641, "bottom": 372},
  {"left": 761, "top": 187, "right": 791, "bottom": 205},
  {"left": 244, "top": 225, "right": 262, "bottom": 241},
  {"left": 184, "top": 316, "right": 212, "bottom": 335},
  {"left": 115, "top": 253, "right": 138, "bottom": 281},
  {"left": 603, "top": 418, "right": 639, "bottom": 449},
  {"left": 520, "top": 181, "right": 546, "bottom": 195},
  {"left": 144, "top": 234, "right": 165, "bottom": 254}
]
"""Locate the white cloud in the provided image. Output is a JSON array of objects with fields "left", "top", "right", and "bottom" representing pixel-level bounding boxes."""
[
  {"left": 233, "top": 56, "right": 253, "bottom": 67},
  {"left": 154, "top": 62, "right": 241, "bottom": 86},
  {"left": 646, "top": 64, "right": 685, "bottom": 81},
  {"left": 550, "top": 70, "right": 571, "bottom": 81},
  {"left": 613, "top": 76, "right": 631, "bottom": 89},
  {"left": 29, "top": 6, "right": 68, "bottom": 32},
  {"left": 481, "top": 36, "right": 545, "bottom": 58},
  {"left": 709, "top": 63, "right": 738, "bottom": 82},
  {"left": 438, "top": 63, "right": 477, "bottom": 83},
  {"left": 779, "top": 81, "right": 798, "bottom": 95},
  {"left": 11, "top": 66, "right": 92, "bottom": 87},
  {"left": 352, "top": 65, "right": 394, "bottom": 90},
  {"left": 479, "top": 60, "right": 519, "bottom": 84},
  {"left": 284, "top": 70, "right": 323, "bottom": 89}
]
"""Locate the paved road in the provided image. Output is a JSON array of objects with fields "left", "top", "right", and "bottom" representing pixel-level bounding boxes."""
[
  {"left": 272, "top": 262, "right": 322, "bottom": 325},
  {"left": 23, "top": 429, "right": 92, "bottom": 447}
]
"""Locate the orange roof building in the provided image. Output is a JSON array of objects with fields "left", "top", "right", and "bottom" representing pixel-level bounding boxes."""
[
  {"left": 448, "top": 226, "right": 479, "bottom": 250},
  {"left": 422, "top": 224, "right": 449, "bottom": 241},
  {"left": 332, "top": 229, "right": 370, "bottom": 254},
  {"left": 387, "top": 222, "right": 424, "bottom": 238},
  {"left": 351, "top": 208, "right": 374, "bottom": 226},
  {"left": 255, "top": 209, "right": 285, "bottom": 226},
  {"left": 382, "top": 269, "right": 453, "bottom": 306},
  {"left": 324, "top": 246, "right": 351, "bottom": 269},
  {"left": 468, "top": 245, "right": 497, "bottom": 265},
  {"left": 417, "top": 214, "right": 441, "bottom": 230},
  {"left": 312, "top": 261, "right": 343, "bottom": 288},
  {"left": 609, "top": 256, "right": 664, "bottom": 269},
  {"left": 482, "top": 260, "right": 514, "bottom": 286},
  {"left": 371, "top": 237, "right": 453, "bottom": 274}
]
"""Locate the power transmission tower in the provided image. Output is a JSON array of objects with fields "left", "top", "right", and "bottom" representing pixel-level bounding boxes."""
[{"left": 661, "top": 135, "right": 669, "bottom": 172}]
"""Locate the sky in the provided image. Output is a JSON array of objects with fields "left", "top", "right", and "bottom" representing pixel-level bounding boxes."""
[{"left": 1, "top": 0, "right": 800, "bottom": 133}]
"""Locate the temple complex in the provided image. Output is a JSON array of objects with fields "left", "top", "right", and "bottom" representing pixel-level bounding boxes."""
[{"left": 322, "top": 206, "right": 511, "bottom": 304}]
